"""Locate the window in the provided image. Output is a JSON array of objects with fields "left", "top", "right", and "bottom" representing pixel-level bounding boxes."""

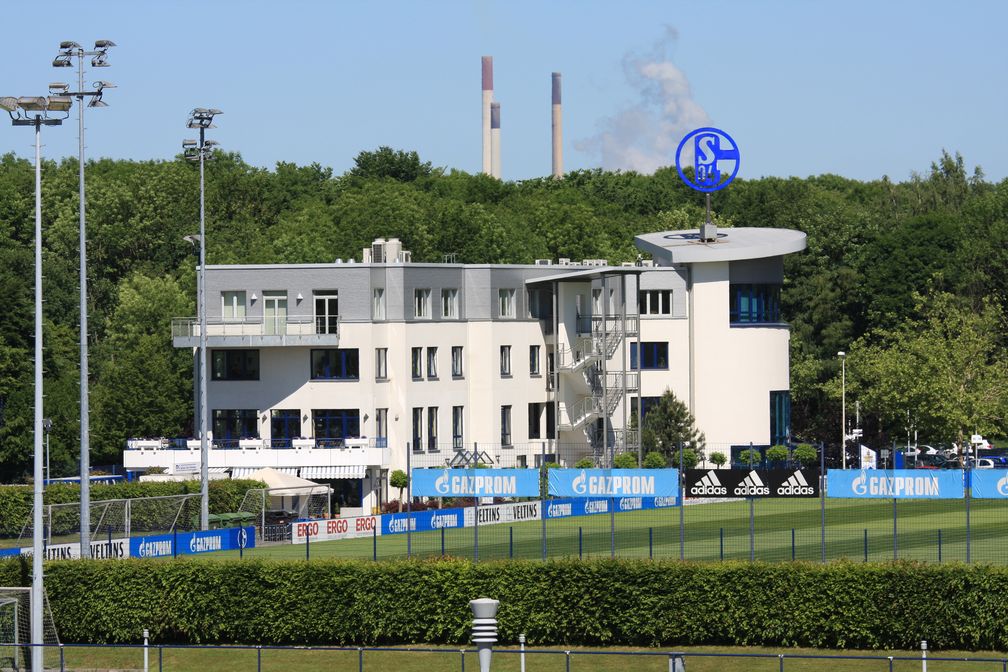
[
  {"left": 451, "top": 346, "right": 464, "bottom": 378},
  {"left": 498, "top": 288, "right": 516, "bottom": 318},
  {"left": 412, "top": 407, "right": 423, "bottom": 451},
  {"left": 269, "top": 409, "right": 301, "bottom": 448},
  {"left": 500, "top": 345, "right": 511, "bottom": 376},
  {"left": 500, "top": 405, "right": 512, "bottom": 446},
  {"left": 592, "top": 288, "right": 603, "bottom": 315},
  {"left": 212, "top": 409, "right": 258, "bottom": 443},
  {"left": 452, "top": 406, "right": 464, "bottom": 450},
  {"left": 546, "top": 352, "right": 555, "bottom": 390},
  {"left": 546, "top": 403, "right": 556, "bottom": 439},
  {"left": 375, "top": 347, "right": 388, "bottom": 380},
  {"left": 375, "top": 408, "right": 388, "bottom": 448},
  {"left": 414, "top": 288, "right": 431, "bottom": 319},
  {"left": 373, "top": 288, "right": 386, "bottom": 320},
  {"left": 313, "top": 409, "right": 360, "bottom": 446},
  {"left": 411, "top": 347, "right": 423, "bottom": 379},
  {"left": 221, "top": 291, "right": 246, "bottom": 320},
  {"left": 631, "top": 396, "right": 662, "bottom": 420},
  {"left": 630, "top": 342, "right": 669, "bottom": 370},
  {"left": 638, "top": 290, "right": 672, "bottom": 315},
  {"left": 441, "top": 288, "right": 459, "bottom": 319},
  {"left": 314, "top": 293, "right": 339, "bottom": 334},
  {"left": 310, "top": 349, "right": 360, "bottom": 380},
  {"left": 427, "top": 406, "right": 439, "bottom": 451},
  {"left": 263, "top": 291, "right": 288, "bottom": 336},
  {"left": 528, "top": 403, "right": 543, "bottom": 440},
  {"left": 427, "top": 347, "right": 438, "bottom": 379},
  {"left": 211, "top": 350, "right": 259, "bottom": 381},
  {"left": 730, "top": 284, "right": 782, "bottom": 324},
  {"left": 770, "top": 391, "right": 791, "bottom": 446},
  {"left": 527, "top": 288, "right": 553, "bottom": 320},
  {"left": 529, "top": 345, "right": 541, "bottom": 376}
]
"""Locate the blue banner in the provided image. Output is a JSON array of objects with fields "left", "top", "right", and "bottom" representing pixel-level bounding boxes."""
[
  {"left": 826, "top": 469, "right": 963, "bottom": 499},
  {"left": 383, "top": 508, "right": 464, "bottom": 535},
  {"left": 411, "top": 468, "right": 540, "bottom": 497},
  {"left": 548, "top": 469, "right": 679, "bottom": 497},
  {"left": 130, "top": 526, "right": 255, "bottom": 558},
  {"left": 971, "top": 470, "right": 1008, "bottom": 498}
]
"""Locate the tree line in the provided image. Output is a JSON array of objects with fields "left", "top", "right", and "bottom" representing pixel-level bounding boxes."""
[{"left": 0, "top": 146, "right": 1005, "bottom": 480}]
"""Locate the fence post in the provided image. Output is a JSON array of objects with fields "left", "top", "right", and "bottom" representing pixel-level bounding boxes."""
[
  {"left": 864, "top": 529, "right": 868, "bottom": 562},
  {"left": 143, "top": 628, "right": 149, "bottom": 672},
  {"left": 649, "top": 527, "right": 653, "bottom": 559},
  {"left": 60, "top": 643, "right": 65, "bottom": 672},
  {"left": 158, "top": 645, "right": 163, "bottom": 672},
  {"left": 173, "top": 523, "right": 177, "bottom": 559},
  {"left": 257, "top": 645, "right": 262, "bottom": 672},
  {"left": 720, "top": 527, "right": 724, "bottom": 561},
  {"left": 441, "top": 526, "right": 446, "bottom": 557},
  {"left": 473, "top": 443, "right": 479, "bottom": 563},
  {"left": 779, "top": 653, "right": 784, "bottom": 672},
  {"left": 820, "top": 441, "right": 826, "bottom": 563},
  {"left": 509, "top": 526, "right": 513, "bottom": 559},
  {"left": 565, "top": 650, "right": 571, "bottom": 672},
  {"left": 966, "top": 466, "right": 972, "bottom": 564},
  {"left": 306, "top": 523, "right": 310, "bottom": 562},
  {"left": 541, "top": 441, "right": 547, "bottom": 561},
  {"left": 579, "top": 527, "right": 583, "bottom": 560},
  {"left": 679, "top": 442, "right": 684, "bottom": 561},
  {"left": 669, "top": 653, "right": 685, "bottom": 672},
  {"left": 893, "top": 498, "right": 898, "bottom": 561},
  {"left": 373, "top": 524, "right": 377, "bottom": 561},
  {"left": 749, "top": 441, "right": 755, "bottom": 562},
  {"left": 938, "top": 529, "right": 942, "bottom": 563},
  {"left": 791, "top": 528, "right": 795, "bottom": 561},
  {"left": 610, "top": 496, "right": 615, "bottom": 558},
  {"left": 406, "top": 443, "right": 412, "bottom": 559},
  {"left": 358, "top": 646, "right": 364, "bottom": 672}
]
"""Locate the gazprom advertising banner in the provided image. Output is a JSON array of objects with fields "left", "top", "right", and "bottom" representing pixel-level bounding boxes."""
[
  {"left": 827, "top": 469, "right": 963, "bottom": 499},
  {"left": 971, "top": 471, "right": 1008, "bottom": 498},
  {"left": 548, "top": 469, "right": 679, "bottom": 497},
  {"left": 543, "top": 495, "right": 680, "bottom": 519},
  {"left": 130, "top": 526, "right": 255, "bottom": 558},
  {"left": 411, "top": 468, "right": 540, "bottom": 497}
]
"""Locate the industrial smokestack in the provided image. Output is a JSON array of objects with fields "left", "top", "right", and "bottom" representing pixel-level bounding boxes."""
[
  {"left": 482, "top": 56, "right": 493, "bottom": 175},
  {"left": 491, "top": 102, "right": 501, "bottom": 179},
  {"left": 551, "top": 72, "right": 563, "bottom": 178}
]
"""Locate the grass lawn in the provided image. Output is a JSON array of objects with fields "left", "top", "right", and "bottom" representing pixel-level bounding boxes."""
[
  {"left": 48, "top": 643, "right": 1008, "bottom": 672},
  {"left": 214, "top": 497, "right": 1008, "bottom": 565}
]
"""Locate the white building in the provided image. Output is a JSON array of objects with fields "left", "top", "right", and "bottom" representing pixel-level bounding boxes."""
[{"left": 124, "top": 228, "right": 806, "bottom": 515}]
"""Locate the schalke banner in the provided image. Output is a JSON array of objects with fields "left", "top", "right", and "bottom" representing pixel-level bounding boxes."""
[
  {"left": 548, "top": 469, "right": 679, "bottom": 497},
  {"left": 971, "top": 470, "right": 1008, "bottom": 498},
  {"left": 411, "top": 468, "right": 540, "bottom": 497},
  {"left": 685, "top": 468, "right": 820, "bottom": 498},
  {"left": 827, "top": 469, "right": 963, "bottom": 499}
]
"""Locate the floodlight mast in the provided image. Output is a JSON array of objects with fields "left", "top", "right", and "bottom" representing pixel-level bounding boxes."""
[
  {"left": 184, "top": 107, "right": 221, "bottom": 531},
  {"left": 2, "top": 94, "right": 68, "bottom": 672},
  {"left": 53, "top": 38, "right": 115, "bottom": 559}
]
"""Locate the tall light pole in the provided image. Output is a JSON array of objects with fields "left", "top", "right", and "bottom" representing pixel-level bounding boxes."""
[
  {"left": 1, "top": 93, "right": 71, "bottom": 672},
  {"left": 43, "top": 418, "right": 53, "bottom": 483},
  {"left": 183, "top": 108, "right": 221, "bottom": 531},
  {"left": 53, "top": 39, "right": 115, "bottom": 559},
  {"left": 838, "top": 350, "right": 846, "bottom": 469}
]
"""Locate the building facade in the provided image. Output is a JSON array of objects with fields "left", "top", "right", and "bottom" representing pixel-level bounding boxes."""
[{"left": 124, "top": 228, "right": 806, "bottom": 515}]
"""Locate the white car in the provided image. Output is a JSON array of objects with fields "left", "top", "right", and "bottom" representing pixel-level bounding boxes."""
[{"left": 976, "top": 458, "right": 995, "bottom": 469}]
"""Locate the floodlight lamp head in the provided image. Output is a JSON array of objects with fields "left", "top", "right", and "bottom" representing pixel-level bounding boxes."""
[
  {"left": 94, "top": 39, "right": 116, "bottom": 48},
  {"left": 203, "top": 139, "right": 219, "bottom": 148},
  {"left": 837, "top": 351, "right": 846, "bottom": 358},
  {"left": 17, "top": 97, "right": 49, "bottom": 112},
  {"left": 91, "top": 52, "right": 111, "bottom": 68},
  {"left": 49, "top": 82, "right": 69, "bottom": 94},
  {"left": 87, "top": 96, "right": 108, "bottom": 108},
  {"left": 0, "top": 97, "right": 17, "bottom": 113},
  {"left": 46, "top": 96, "right": 73, "bottom": 113},
  {"left": 92, "top": 80, "right": 116, "bottom": 90},
  {"left": 182, "top": 139, "right": 198, "bottom": 147},
  {"left": 59, "top": 40, "right": 81, "bottom": 50}
]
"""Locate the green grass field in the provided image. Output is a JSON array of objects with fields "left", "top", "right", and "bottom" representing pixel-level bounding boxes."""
[{"left": 216, "top": 497, "right": 1008, "bottom": 564}]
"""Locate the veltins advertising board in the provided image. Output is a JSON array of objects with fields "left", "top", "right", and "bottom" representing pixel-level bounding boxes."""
[
  {"left": 826, "top": 469, "right": 964, "bottom": 499},
  {"left": 411, "top": 468, "right": 540, "bottom": 497},
  {"left": 684, "top": 469, "right": 820, "bottom": 498},
  {"left": 548, "top": 469, "right": 679, "bottom": 497}
]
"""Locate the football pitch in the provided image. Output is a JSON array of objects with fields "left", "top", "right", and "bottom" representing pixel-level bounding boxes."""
[{"left": 216, "top": 497, "right": 1008, "bottom": 565}]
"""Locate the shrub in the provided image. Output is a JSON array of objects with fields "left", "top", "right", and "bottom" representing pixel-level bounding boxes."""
[
  {"left": 612, "top": 453, "right": 638, "bottom": 469},
  {"left": 710, "top": 452, "right": 727, "bottom": 468},
  {"left": 573, "top": 458, "right": 595, "bottom": 469},
  {"left": 642, "top": 451, "right": 667, "bottom": 469},
  {"left": 766, "top": 445, "right": 790, "bottom": 464},
  {"left": 793, "top": 444, "right": 818, "bottom": 467}
]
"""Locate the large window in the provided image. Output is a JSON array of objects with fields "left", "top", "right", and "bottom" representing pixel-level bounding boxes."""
[
  {"left": 529, "top": 345, "right": 541, "bottom": 376},
  {"left": 770, "top": 390, "right": 791, "bottom": 446},
  {"left": 452, "top": 406, "right": 464, "bottom": 449},
  {"left": 631, "top": 396, "right": 662, "bottom": 420},
  {"left": 500, "top": 345, "right": 511, "bottom": 376},
  {"left": 314, "top": 293, "right": 339, "bottom": 334},
  {"left": 527, "top": 288, "right": 553, "bottom": 321},
  {"left": 375, "top": 408, "right": 388, "bottom": 448},
  {"left": 375, "top": 347, "right": 388, "bottom": 380},
  {"left": 630, "top": 342, "right": 669, "bottom": 370},
  {"left": 528, "top": 403, "right": 543, "bottom": 440},
  {"left": 313, "top": 409, "right": 360, "bottom": 446},
  {"left": 414, "top": 288, "right": 431, "bottom": 319},
  {"left": 638, "top": 289, "right": 671, "bottom": 315},
  {"left": 373, "top": 288, "right": 386, "bottom": 320},
  {"left": 427, "top": 347, "right": 438, "bottom": 379},
  {"left": 730, "top": 284, "right": 782, "bottom": 324},
  {"left": 212, "top": 409, "right": 258, "bottom": 443},
  {"left": 412, "top": 407, "right": 423, "bottom": 451},
  {"left": 500, "top": 405, "right": 512, "bottom": 446},
  {"left": 221, "top": 291, "right": 246, "bottom": 320},
  {"left": 441, "top": 288, "right": 459, "bottom": 319},
  {"left": 498, "top": 288, "right": 516, "bottom": 318},
  {"left": 270, "top": 409, "right": 301, "bottom": 448},
  {"left": 451, "top": 346, "right": 464, "bottom": 378},
  {"left": 310, "top": 349, "right": 360, "bottom": 380},
  {"left": 211, "top": 350, "right": 259, "bottom": 381},
  {"left": 427, "top": 406, "right": 439, "bottom": 451},
  {"left": 411, "top": 347, "right": 423, "bottom": 379}
]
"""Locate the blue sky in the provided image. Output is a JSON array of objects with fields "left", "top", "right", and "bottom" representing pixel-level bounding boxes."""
[{"left": 2, "top": 0, "right": 1005, "bottom": 182}]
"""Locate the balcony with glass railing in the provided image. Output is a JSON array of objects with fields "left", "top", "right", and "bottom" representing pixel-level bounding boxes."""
[{"left": 171, "top": 315, "right": 340, "bottom": 348}]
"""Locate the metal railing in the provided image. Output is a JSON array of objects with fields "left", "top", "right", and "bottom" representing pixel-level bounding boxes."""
[{"left": 171, "top": 315, "right": 338, "bottom": 339}]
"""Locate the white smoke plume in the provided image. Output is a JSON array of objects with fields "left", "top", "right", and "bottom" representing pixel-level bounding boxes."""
[{"left": 578, "top": 27, "right": 710, "bottom": 173}]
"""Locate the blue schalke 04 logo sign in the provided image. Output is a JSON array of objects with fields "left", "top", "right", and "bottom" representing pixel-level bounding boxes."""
[{"left": 675, "top": 127, "right": 740, "bottom": 193}]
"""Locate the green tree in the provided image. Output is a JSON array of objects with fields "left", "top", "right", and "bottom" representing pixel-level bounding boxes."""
[
  {"left": 793, "top": 444, "right": 818, "bottom": 467},
  {"left": 710, "top": 452, "right": 727, "bottom": 468},
  {"left": 766, "top": 445, "right": 790, "bottom": 464},
  {"left": 739, "top": 448, "right": 762, "bottom": 466},
  {"left": 670, "top": 448, "right": 699, "bottom": 470},
  {"left": 613, "top": 452, "right": 638, "bottom": 469},
  {"left": 389, "top": 469, "right": 408, "bottom": 512},
  {"left": 349, "top": 147, "right": 433, "bottom": 182},
  {"left": 640, "top": 389, "right": 705, "bottom": 456},
  {"left": 642, "top": 451, "right": 667, "bottom": 469},
  {"left": 573, "top": 457, "right": 594, "bottom": 469}
]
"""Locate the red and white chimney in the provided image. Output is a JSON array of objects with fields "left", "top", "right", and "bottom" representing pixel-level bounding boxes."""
[
  {"left": 551, "top": 72, "right": 563, "bottom": 178},
  {"left": 491, "top": 102, "right": 501, "bottom": 179}
]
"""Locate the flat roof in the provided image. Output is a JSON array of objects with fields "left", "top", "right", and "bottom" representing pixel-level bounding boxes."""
[{"left": 634, "top": 227, "right": 806, "bottom": 264}]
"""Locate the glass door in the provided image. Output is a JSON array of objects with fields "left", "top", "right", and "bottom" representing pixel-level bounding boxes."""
[{"left": 263, "top": 292, "right": 287, "bottom": 335}]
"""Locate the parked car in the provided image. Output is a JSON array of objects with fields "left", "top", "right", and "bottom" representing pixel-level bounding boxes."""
[{"left": 976, "top": 458, "right": 995, "bottom": 469}]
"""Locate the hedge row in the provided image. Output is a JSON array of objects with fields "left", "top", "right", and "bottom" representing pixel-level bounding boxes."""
[
  {"left": 2, "top": 558, "right": 1008, "bottom": 650},
  {"left": 0, "top": 480, "right": 266, "bottom": 537}
]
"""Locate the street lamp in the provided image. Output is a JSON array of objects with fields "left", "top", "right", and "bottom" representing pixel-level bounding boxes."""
[
  {"left": 1, "top": 93, "right": 70, "bottom": 672},
  {"left": 838, "top": 350, "right": 846, "bottom": 469},
  {"left": 53, "top": 38, "right": 116, "bottom": 559},
  {"left": 184, "top": 107, "right": 221, "bottom": 531}
]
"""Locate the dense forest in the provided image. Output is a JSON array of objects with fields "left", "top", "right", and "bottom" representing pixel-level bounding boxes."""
[{"left": 0, "top": 147, "right": 1006, "bottom": 481}]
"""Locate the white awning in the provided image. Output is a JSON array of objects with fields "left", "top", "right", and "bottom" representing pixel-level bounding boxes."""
[
  {"left": 301, "top": 465, "right": 366, "bottom": 480},
  {"left": 208, "top": 467, "right": 229, "bottom": 473}
]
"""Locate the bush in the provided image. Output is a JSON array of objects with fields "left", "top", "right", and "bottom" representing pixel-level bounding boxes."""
[
  {"left": 710, "top": 452, "right": 727, "bottom": 468},
  {"left": 573, "top": 458, "right": 595, "bottom": 469},
  {"left": 793, "top": 444, "right": 818, "bottom": 467},
  {"left": 5, "top": 558, "right": 1008, "bottom": 650},
  {"left": 766, "top": 445, "right": 790, "bottom": 464},
  {"left": 612, "top": 453, "right": 638, "bottom": 469},
  {"left": 670, "top": 448, "right": 699, "bottom": 470},
  {"left": 642, "top": 451, "right": 667, "bottom": 469},
  {"left": 737, "top": 448, "right": 762, "bottom": 466}
]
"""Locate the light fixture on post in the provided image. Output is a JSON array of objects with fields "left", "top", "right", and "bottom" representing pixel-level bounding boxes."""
[
  {"left": 183, "top": 107, "right": 222, "bottom": 531},
  {"left": 2, "top": 92, "right": 70, "bottom": 672},
  {"left": 838, "top": 350, "right": 846, "bottom": 470},
  {"left": 53, "top": 38, "right": 116, "bottom": 560}
]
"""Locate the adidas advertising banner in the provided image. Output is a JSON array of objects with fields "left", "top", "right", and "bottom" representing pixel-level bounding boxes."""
[
  {"left": 547, "top": 468, "right": 679, "bottom": 497},
  {"left": 685, "top": 469, "right": 820, "bottom": 498},
  {"left": 826, "top": 469, "right": 964, "bottom": 499},
  {"left": 964, "top": 471, "right": 1008, "bottom": 499},
  {"left": 411, "top": 468, "right": 540, "bottom": 497}
]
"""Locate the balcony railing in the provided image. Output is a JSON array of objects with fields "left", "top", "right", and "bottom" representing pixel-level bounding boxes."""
[
  {"left": 126, "top": 436, "right": 383, "bottom": 451},
  {"left": 171, "top": 315, "right": 339, "bottom": 340}
]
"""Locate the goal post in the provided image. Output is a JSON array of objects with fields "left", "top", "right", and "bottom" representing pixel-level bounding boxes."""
[{"left": 0, "top": 587, "right": 60, "bottom": 670}]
